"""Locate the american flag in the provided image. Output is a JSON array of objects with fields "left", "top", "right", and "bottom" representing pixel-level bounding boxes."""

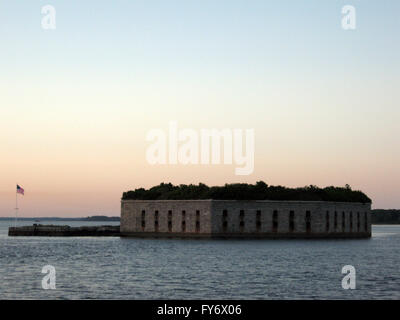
[{"left": 17, "top": 184, "right": 24, "bottom": 195}]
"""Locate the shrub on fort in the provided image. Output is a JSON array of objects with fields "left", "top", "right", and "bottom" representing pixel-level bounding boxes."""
[{"left": 122, "top": 181, "right": 371, "bottom": 203}]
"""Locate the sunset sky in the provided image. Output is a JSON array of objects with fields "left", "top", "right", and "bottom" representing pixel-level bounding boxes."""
[{"left": 0, "top": 0, "right": 399, "bottom": 217}]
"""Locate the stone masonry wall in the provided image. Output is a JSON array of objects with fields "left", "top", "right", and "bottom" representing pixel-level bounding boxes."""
[
  {"left": 121, "top": 200, "right": 212, "bottom": 236},
  {"left": 210, "top": 200, "right": 371, "bottom": 237},
  {"left": 120, "top": 200, "right": 371, "bottom": 238}
]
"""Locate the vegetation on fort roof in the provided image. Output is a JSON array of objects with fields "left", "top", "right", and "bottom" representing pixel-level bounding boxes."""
[{"left": 122, "top": 182, "right": 371, "bottom": 203}]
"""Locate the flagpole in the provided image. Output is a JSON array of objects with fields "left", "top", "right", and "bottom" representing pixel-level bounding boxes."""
[{"left": 15, "top": 184, "right": 18, "bottom": 228}]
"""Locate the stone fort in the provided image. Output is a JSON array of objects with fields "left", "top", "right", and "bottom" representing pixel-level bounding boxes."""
[{"left": 120, "top": 200, "right": 371, "bottom": 238}]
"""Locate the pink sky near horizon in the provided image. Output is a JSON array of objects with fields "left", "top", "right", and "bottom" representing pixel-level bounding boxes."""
[
  {"left": 0, "top": 153, "right": 398, "bottom": 217},
  {"left": 1, "top": 79, "right": 399, "bottom": 217}
]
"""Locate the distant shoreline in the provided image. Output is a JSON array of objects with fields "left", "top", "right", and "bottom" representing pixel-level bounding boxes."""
[
  {"left": 371, "top": 209, "right": 400, "bottom": 224},
  {"left": 1, "top": 210, "right": 399, "bottom": 224},
  {"left": 372, "top": 223, "right": 400, "bottom": 225},
  {"left": 0, "top": 216, "right": 120, "bottom": 222}
]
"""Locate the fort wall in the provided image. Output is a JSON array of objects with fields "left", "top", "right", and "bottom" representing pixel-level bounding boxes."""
[{"left": 120, "top": 200, "right": 371, "bottom": 238}]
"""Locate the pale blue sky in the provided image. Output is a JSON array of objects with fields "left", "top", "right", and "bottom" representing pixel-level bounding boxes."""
[
  {"left": 1, "top": 1, "right": 399, "bottom": 79},
  {"left": 0, "top": 0, "right": 399, "bottom": 215}
]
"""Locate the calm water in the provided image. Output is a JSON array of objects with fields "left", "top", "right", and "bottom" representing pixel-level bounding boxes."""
[{"left": 0, "top": 220, "right": 399, "bottom": 299}]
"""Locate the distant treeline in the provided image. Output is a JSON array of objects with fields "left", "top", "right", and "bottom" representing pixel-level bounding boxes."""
[
  {"left": 83, "top": 216, "right": 120, "bottom": 221},
  {"left": 122, "top": 182, "right": 371, "bottom": 203},
  {"left": 371, "top": 210, "right": 400, "bottom": 224}
]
